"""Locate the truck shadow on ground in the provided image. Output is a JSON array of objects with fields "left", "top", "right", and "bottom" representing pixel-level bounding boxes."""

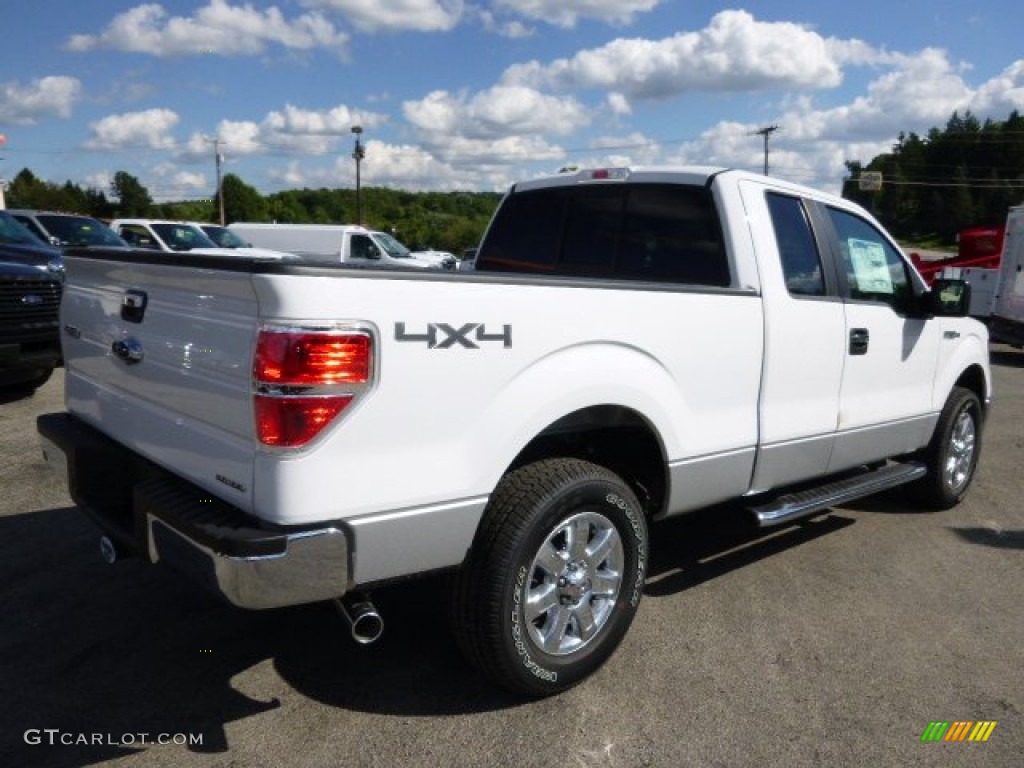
[
  {"left": 642, "top": 504, "right": 855, "bottom": 597},
  {"left": 1, "top": 500, "right": 861, "bottom": 766}
]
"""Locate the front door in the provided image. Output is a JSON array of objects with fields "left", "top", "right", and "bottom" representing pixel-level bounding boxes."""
[{"left": 819, "top": 205, "right": 942, "bottom": 472}]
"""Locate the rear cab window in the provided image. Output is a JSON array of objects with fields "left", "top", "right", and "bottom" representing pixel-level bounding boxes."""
[
  {"left": 765, "top": 193, "right": 826, "bottom": 297},
  {"left": 477, "top": 183, "right": 731, "bottom": 287}
]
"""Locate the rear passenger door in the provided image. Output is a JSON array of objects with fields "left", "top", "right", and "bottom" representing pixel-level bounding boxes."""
[
  {"left": 742, "top": 182, "right": 846, "bottom": 491},
  {"left": 818, "top": 204, "right": 941, "bottom": 472}
]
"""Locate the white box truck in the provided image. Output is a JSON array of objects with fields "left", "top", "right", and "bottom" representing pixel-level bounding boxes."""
[{"left": 990, "top": 205, "right": 1024, "bottom": 346}]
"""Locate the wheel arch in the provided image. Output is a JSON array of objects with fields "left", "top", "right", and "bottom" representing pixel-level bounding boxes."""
[
  {"left": 954, "top": 363, "right": 989, "bottom": 416},
  {"left": 503, "top": 404, "right": 670, "bottom": 519}
]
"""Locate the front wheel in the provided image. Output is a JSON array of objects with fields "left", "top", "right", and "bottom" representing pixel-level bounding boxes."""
[
  {"left": 453, "top": 458, "right": 648, "bottom": 696},
  {"left": 911, "top": 386, "right": 983, "bottom": 509}
]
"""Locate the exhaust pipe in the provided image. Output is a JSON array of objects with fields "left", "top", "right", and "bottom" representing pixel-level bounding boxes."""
[{"left": 334, "top": 592, "right": 383, "bottom": 645}]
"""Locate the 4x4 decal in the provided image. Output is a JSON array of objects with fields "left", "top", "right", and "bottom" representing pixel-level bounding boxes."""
[{"left": 395, "top": 322, "right": 512, "bottom": 349}]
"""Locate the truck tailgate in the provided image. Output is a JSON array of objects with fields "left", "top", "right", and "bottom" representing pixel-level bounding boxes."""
[{"left": 60, "top": 253, "right": 259, "bottom": 512}]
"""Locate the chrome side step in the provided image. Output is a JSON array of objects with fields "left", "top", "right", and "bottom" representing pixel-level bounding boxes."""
[{"left": 748, "top": 462, "right": 927, "bottom": 528}]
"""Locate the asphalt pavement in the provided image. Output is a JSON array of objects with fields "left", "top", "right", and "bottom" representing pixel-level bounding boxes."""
[{"left": 1, "top": 350, "right": 1021, "bottom": 768}]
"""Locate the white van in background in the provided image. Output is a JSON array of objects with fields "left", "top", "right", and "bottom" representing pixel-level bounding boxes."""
[
  {"left": 227, "top": 223, "right": 455, "bottom": 269},
  {"left": 110, "top": 219, "right": 293, "bottom": 260},
  {"left": 990, "top": 205, "right": 1024, "bottom": 347}
]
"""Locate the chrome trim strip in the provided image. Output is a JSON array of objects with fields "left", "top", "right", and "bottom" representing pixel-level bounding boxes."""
[
  {"left": 663, "top": 447, "right": 756, "bottom": 519},
  {"left": 345, "top": 496, "right": 490, "bottom": 585}
]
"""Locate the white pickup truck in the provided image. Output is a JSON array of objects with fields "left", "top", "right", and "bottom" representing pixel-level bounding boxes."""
[{"left": 38, "top": 167, "right": 990, "bottom": 696}]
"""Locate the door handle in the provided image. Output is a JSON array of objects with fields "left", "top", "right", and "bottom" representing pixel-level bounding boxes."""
[{"left": 849, "top": 328, "right": 869, "bottom": 355}]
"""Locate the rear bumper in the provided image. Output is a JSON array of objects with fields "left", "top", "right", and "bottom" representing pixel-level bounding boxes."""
[{"left": 37, "top": 412, "right": 350, "bottom": 609}]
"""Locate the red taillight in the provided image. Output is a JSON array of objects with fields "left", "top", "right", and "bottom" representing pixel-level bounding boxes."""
[
  {"left": 255, "top": 331, "right": 371, "bottom": 385},
  {"left": 253, "top": 328, "right": 373, "bottom": 447},
  {"left": 255, "top": 395, "right": 352, "bottom": 447}
]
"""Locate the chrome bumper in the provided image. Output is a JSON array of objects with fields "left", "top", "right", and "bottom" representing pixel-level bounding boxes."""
[
  {"left": 147, "top": 515, "right": 350, "bottom": 610},
  {"left": 38, "top": 412, "right": 352, "bottom": 610}
]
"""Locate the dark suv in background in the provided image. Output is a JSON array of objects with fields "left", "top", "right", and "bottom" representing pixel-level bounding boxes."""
[
  {"left": 7, "top": 209, "right": 127, "bottom": 250},
  {"left": 0, "top": 212, "right": 63, "bottom": 393}
]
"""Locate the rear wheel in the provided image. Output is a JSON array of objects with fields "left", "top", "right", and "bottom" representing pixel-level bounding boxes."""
[
  {"left": 911, "top": 387, "right": 983, "bottom": 509},
  {"left": 453, "top": 458, "right": 648, "bottom": 696}
]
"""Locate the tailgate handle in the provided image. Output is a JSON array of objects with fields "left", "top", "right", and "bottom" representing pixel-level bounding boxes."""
[{"left": 112, "top": 338, "right": 144, "bottom": 364}]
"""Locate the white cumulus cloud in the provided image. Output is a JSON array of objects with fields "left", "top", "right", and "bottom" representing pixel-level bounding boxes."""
[
  {"left": 0, "top": 76, "right": 82, "bottom": 125},
  {"left": 179, "top": 103, "right": 388, "bottom": 160},
  {"left": 495, "top": 0, "right": 660, "bottom": 29},
  {"left": 66, "top": 0, "right": 349, "bottom": 57},
  {"left": 301, "top": 0, "right": 463, "bottom": 32},
  {"left": 502, "top": 10, "right": 843, "bottom": 99},
  {"left": 84, "top": 108, "right": 180, "bottom": 150},
  {"left": 403, "top": 85, "right": 589, "bottom": 141}
]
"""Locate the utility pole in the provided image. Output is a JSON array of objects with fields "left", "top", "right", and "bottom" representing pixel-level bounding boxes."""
[
  {"left": 206, "top": 136, "right": 226, "bottom": 225},
  {"left": 351, "top": 125, "right": 364, "bottom": 225},
  {"left": 754, "top": 124, "right": 780, "bottom": 176},
  {"left": 215, "top": 138, "right": 225, "bottom": 226}
]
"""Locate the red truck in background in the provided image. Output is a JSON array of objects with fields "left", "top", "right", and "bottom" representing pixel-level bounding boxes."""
[{"left": 909, "top": 225, "right": 1006, "bottom": 286}]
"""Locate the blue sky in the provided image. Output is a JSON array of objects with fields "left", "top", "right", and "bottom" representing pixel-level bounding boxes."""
[{"left": 1, "top": 1, "right": 1023, "bottom": 202}]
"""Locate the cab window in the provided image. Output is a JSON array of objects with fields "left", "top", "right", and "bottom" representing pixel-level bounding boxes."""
[
  {"left": 826, "top": 207, "right": 912, "bottom": 313},
  {"left": 766, "top": 193, "right": 825, "bottom": 297}
]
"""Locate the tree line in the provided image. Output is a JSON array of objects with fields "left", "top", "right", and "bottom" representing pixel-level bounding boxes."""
[
  {"left": 843, "top": 110, "right": 1024, "bottom": 243},
  {"left": 4, "top": 168, "right": 502, "bottom": 253}
]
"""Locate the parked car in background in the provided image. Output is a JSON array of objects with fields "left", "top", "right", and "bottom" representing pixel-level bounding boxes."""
[
  {"left": 8, "top": 209, "right": 128, "bottom": 249},
  {"left": 0, "top": 260, "right": 62, "bottom": 393},
  {"left": 0, "top": 211, "right": 65, "bottom": 277},
  {"left": 189, "top": 222, "right": 298, "bottom": 260},
  {"left": 109, "top": 219, "right": 228, "bottom": 254},
  {"left": 458, "top": 247, "right": 478, "bottom": 271},
  {"left": 108, "top": 219, "right": 293, "bottom": 260}
]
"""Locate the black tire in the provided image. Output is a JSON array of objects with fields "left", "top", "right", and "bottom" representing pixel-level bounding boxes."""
[
  {"left": 911, "top": 386, "right": 983, "bottom": 510},
  {"left": 0, "top": 366, "right": 53, "bottom": 395},
  {"left": 452, "top": 458, "right": 648, "bottom": 697}
]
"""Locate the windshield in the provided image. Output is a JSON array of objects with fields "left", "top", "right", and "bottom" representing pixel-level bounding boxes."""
[
  {"left": 151, "top": 223, "right": 219, "bottom": 251},
  {"left": 0, "top": 211, "right": 45, "bottom": 245},
  {"left": 372, "top": 232, "right": 412, "bottom": 258},
  {"left": 202, "top": 225, "right": 249, "bottom": 248},
  {"left": 38, "top": 215, "right": 127, "bottom": 247}
]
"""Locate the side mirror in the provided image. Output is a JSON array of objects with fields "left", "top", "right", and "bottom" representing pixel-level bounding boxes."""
[
  {"left": 368, "top": 245, "right": 382, "bottom": 260},
  {"left": 924, "top": 278, "right": 971, "bottom": 317}
]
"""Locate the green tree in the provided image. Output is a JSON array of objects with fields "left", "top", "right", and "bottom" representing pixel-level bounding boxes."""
[
  {"left": 110, "top": 171, "right": 153, "bottom": 216},
  {"left": 218, "top": 173, "right": 268, "bottom": 223}
]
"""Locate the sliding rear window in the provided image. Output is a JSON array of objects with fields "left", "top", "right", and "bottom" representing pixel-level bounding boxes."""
[{"left": 477, "top": 183, "right": 730, "bottom": 287}]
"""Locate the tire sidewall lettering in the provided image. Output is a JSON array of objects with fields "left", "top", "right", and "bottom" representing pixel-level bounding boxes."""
[
  {"left": 605, "top": 491, "right": 647, "bottom": 608},
  {"left": 511, "top": 565, "right": 558, "bottom": 682}
]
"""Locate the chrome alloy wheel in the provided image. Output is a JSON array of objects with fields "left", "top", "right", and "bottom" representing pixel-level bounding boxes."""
[
  {"left": 522, "top": 511, "right": 624, "bottom": 656},
  {"left": 945, "top": 409, "right": 977, "bottom": 492}
]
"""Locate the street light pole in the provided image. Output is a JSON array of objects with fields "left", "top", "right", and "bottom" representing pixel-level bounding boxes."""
[{"left": 351, "top": 125, "right": 364, "bottom": 225}]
